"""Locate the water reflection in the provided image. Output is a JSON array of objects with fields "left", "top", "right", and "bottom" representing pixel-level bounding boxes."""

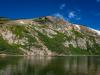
[{"left": 0, "top": 56, "right": 100, "bottom": 75}]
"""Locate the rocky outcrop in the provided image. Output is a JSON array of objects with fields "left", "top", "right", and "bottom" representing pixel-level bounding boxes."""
[{"left": 0, "top": 16, "right": 100, "bottom": 55}]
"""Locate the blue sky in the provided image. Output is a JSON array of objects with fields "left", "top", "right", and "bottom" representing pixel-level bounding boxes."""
[{"left": 0, "top": 0, "right": 100, "bottom": 30}]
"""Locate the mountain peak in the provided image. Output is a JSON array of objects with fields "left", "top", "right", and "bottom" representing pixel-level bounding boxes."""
[{"left": 35, "top": 16, "right": 68, "bottom": 25}]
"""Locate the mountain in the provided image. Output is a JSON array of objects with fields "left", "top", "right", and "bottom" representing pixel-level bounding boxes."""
[{"left": 0, "top": 16, "right": 100, "bottom": 55}]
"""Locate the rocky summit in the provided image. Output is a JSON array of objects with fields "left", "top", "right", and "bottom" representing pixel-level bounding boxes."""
[{"left": 0, "top": 16, "right": 100, "bottom": 55}]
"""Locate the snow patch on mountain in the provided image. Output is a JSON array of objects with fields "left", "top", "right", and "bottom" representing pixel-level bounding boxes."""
[
  {"left": 20, "top": 21, "right": 25, "bottom": 24},
  {"left": 89, "top": 28, "right": 100, "bottom": 35},
  {"left": 73, "top": 24, "right": 80, "bottom": 30},
  {"left": 75, "top": 25, "right": 80, "bottom": 30}
]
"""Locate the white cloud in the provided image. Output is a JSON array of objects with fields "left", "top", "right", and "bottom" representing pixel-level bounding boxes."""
[
  {"left": 68, "top": 11, "right": 81, "bottom": 20},
  {"left": 54, "top": 13, "right": 64, "bottom": 19},
  {"left": 97, "top": 0, "right": 100, "bottom": 2},
  {"left": 60, "top": 4, "right": 66, "bottom": 10},
  {"left": 53, "top": 9, "right": 81, "bottom": 21},
  {"left": 68, "top": 11, "right": 76, "bottom": 19}
]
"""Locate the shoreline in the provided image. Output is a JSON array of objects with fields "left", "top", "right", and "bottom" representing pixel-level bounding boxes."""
[{"left": 0, "top": 54, "right": 100, "bottom": 57}]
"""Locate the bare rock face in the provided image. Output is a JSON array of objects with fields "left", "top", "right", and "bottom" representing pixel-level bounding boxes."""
[{"left": 0, "top": 16, "right": 100, "bottom": 55}]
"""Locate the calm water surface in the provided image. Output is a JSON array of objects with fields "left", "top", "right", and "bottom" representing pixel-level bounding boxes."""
[{"left": 0, "top": 56, "right": 100, "bottom": 75}]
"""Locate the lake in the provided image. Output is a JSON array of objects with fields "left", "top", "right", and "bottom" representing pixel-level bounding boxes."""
[{"left": 0, "top": 56, "right": 100, "bottom": 75}]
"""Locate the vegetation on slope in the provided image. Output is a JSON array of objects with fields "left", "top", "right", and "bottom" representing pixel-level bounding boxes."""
[
  {"left": 0, "top": 36, "right": 23, "bottom": 54},
  {"left": 38, "top": 31, "right": 69, "bottom": 54},
  {"left": 0, "top": 17, "right": 11, "bottom": 24}
]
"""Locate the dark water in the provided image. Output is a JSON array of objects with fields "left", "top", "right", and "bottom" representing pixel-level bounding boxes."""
[{"left": 0, "top": 56, "right": 100, "bottom": 75}]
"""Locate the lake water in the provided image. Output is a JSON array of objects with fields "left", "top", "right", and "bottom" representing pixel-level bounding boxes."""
[{"left": 0, "top": 56, "right": 100, "bottom": 75}]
